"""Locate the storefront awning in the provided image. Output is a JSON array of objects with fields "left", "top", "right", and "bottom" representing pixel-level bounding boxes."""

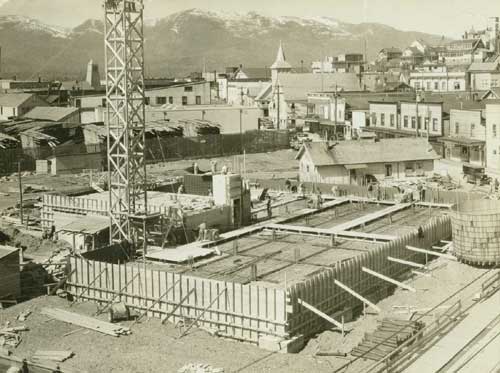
[{"left": 345, "top": 164, "right": 368, "bottom": 170}]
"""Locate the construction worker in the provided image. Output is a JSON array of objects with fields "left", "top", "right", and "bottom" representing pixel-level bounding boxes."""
[
  {"left": 267, "top": 196, "right": 272, "bottom": 218},
  {"left": 198, "top": 222, "right": 207, "bottom": 241},
  {"left": 317, "top": 191, "right": 323, "bottom": 209},
  {"left": 193, "top": 162, "right": 199, "bottom": 175},
  {"left": 177, "top": 184, "right": 185, "bottom": 195},
  {"left": 221, "top": 165, "right": 228, "bottom": 175},
  {"left": 495, "top": 178, "right": 499, "bottom": 192}
]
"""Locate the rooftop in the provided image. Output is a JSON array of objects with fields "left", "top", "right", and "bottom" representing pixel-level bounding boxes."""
[
  {"left": 0, "top": 93, "right": 34, "bottom": 107},
  {"left": 23, "top": 106, "right": 80, "bottom": 122},
  {"left": 297, "top": 138, "right": 440, "bottom": 166},
  {"left": 0, "top": 245, "right": 19, "bottom": 260}
]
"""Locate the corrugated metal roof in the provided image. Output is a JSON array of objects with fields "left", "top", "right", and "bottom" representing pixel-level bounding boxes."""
[{"left": 0, "top": 245, "right": 19, "bottom": 260}]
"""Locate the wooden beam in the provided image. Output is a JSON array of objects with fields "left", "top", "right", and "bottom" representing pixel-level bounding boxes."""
[
  {"left": 334, "top": 279, "right": 381, "bottom": 313},
  {"left": 406, "top": 246, "right": 457, "bottom": 261},
  {"left": 179, "top": 288, "right": 227, "bottom": 338},
  {"left": 130, "top": 278, "right": 182, "bottom": 327},
  {"left": 412, "top": 270, "right": 432, "bottom": 278},
  {"left": 387, "top": 256, "right": 426, "bottom": 269},
  {"left": 362, "top": 267, "right": 417, "bottom": 293},
  {"left": 161, "top": 288, "right": 195, "bottom": 325},
  {"left": 297, "top": 298, "right": 344, "bottom": 330}
]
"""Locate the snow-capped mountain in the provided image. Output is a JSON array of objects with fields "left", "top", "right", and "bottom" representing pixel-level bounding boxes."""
[{"left": 0, "top": 9, "right": 449, "bottom": 79}]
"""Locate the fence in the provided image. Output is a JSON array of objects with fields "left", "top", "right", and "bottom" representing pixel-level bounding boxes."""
[
  {"left": 0, "top": 131, "right": 290, "bottom": 175},
  {"left": 254, "top": 179, "right": 485, "bottom": 206},
  {"left": 286, "top": 216, "right": 452, "bottom": 339},
  {"left": 66, "top": 256, "right": 287, "bottom": 343}
]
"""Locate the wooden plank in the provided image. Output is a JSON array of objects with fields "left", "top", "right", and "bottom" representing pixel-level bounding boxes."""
[
  {"left": 387, "top": 256, "right": 426, "bottom": 269},
  {"left": 297, "top": 298, "right": 343, "bottom": 330},
  {"left": 362, "top": 267, "right": 417, "bottom": 293},
  {"left": 406, "top": 246, "right": 457, "bottom": 261},
  {"left": 334, "top": 279, "right": 381, "bottom": 313},
  {"left": 179, "top": 287, "right": 227, "bottom": 338}
]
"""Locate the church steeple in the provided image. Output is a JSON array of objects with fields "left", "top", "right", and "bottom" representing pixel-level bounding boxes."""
[{"left": 270, "top": 41, "right": 292, "bottom": 85}]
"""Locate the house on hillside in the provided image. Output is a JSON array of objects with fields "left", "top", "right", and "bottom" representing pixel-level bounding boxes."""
[
  {"left": 0, "top": 93, "right": 49, "bottom": 120},
  {"left": 442, "top": 39, "right": 488, "bottom": 66},
  {"left": 296, "top": 138, "right": 440, "bottom": 185},
  {"left": 468, "top": 60, "right": 500, "bottom": 91},
  {"left": 376, "top": 48, "right": 403, "bottom": 63}
]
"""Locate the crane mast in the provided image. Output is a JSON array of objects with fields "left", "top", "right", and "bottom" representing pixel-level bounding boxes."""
[{"left": 104, "top": 0, "right": 147, "bottom": 244}]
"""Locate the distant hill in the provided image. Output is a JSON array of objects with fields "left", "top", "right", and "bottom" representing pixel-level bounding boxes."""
[{"left": 0, "top": 9, "right": 450, "bottom": 80}]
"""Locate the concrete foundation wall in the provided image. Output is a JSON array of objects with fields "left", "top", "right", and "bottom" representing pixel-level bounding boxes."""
[{"left": 286, "top": 216, "right": 452, "bottom": 338}]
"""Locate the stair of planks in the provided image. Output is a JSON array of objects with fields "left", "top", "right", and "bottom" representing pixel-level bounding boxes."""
[{"left": 351, "top": 318, "right": 424, "bottom": 361}]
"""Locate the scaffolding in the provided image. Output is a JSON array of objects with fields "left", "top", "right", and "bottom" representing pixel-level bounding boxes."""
[{"left": 104, "top": 0, "right": 147, "bottom": 243}]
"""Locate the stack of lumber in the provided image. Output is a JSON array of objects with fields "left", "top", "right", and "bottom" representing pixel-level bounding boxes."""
[
  {"left": 40, "top": 308, "right": 131, "bottom": 337},
  {"left": 32, "top": 350, "right": 74, "bottom": 362},
  {"left": 0, "top": 326, "right": 28, "bottom": 348},
  {"left": 351, "top": 318, "right": 424, "bottom": 361}
]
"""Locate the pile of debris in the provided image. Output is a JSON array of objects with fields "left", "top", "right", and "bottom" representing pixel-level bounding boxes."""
[
  {"left": 351, "top": 318, "right": 424, "bottom": 361},
  {"left": 0, "top": 325, "right": 28, "bottom": 349},
  {"left": 178, "top": 363, "right": 224, "bottom": 373}
]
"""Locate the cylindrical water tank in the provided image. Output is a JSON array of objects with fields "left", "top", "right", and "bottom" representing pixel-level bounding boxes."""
[{"left": 451, "top": 199, "right": 500, "bottom": 266}]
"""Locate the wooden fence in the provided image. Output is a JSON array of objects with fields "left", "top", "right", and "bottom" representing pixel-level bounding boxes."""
[
  {"left": 286, "top": 216, "right": 452, "bottom": 338},
  {"left": 66, "top": 256, "right": 287, "bottom": 343}
]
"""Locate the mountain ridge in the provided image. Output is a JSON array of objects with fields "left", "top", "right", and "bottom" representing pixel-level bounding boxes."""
[{"left": 0, "top": 9, "right": 450, "bottom": 79}]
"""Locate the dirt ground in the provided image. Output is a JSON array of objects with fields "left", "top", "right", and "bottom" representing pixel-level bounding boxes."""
[
  {"left": 0, "top": 258, "right": 490, "bottom": 373},
  {"left": 0, "top": 150, "right": 299, "bottom": 212}
]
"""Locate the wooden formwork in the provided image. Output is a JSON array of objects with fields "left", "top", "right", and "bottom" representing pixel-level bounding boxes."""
[
  {"left": 285, "top": 216, "right": 452, "bottom": 339},
  {"left": 451, "top": 199, "right": 500, "bottom": 266},
  {"left": 66, "top": 256, "right": 288, "bottom": 343}
]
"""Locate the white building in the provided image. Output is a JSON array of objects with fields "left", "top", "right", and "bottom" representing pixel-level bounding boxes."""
[
  {"left": 409, "top": 64, "right": 468, "bottom": 92},
  {"left": 486, "top": 103, "right": 500, "bottom": 178}
]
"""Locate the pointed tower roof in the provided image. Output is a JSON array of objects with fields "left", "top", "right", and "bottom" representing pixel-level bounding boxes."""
[{"left": 271, "top": 41, "right": 292, "bottom": 70}]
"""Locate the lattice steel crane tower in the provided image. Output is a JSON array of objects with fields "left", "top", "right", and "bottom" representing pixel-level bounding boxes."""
[{"left": 104, "top": 0, "right": 148, "bottom": 244}]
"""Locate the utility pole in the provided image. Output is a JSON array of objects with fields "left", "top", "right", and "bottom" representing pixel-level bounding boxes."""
[
  {"left": 334, "top": 84, "right": 338, "bottom": 140},
  {"left": 18, "top": 162, "right": 23, "bottom": 225},
  {"left": 301, "top": 60, "right": 304, "bottom": 73},
  {"left": 239, "top": 108, "right": 243, "bottom": 154},
  {"left": 276, "top": 81, "right": 281, "bottom": 130},
  {"left": 416, "top": 91, "right": 420, "bottom": 137}
]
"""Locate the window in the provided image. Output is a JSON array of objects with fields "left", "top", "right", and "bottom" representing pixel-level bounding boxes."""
[
  {"left": 418, "top": 116, "right": 422, "bottom": 129},
  {"left": 416, "top": 162, "right": 423, "bottom": 169},
  {"left": 494, "top": 124, "right": 497, "bottom": 137},
  {"left": 390, "top": 114, "right": 395, "bottom": 127},
  {"left": 372, "top": 113, "right": 377, "bottom": 126},
  {"left": 169, "top": 96, "right": 173, "bottom": 104},
  {"left": 75, "top": 99, "right": 81, "bottom": 108},
  {"left": 195, "top": 96, "right": 201, "bottom": 105},
  {"left": 434, "top": 82, "right": 439, "bottom": 90},
  {"left": 385, "top": 164, "right": 393, "bottom": 177},
  {"left": 404, "top": 116, "right": 409, "bottom": 128},
  {"left": 380, "top": 113, "right": 385, "bottom": 126},
  {"left": 455, "top": 123, "right": 459, "bottom": 135},
  {"left": 424, "top": 118, "right": 429, "bottom": 130},
  {"left": 306, "top": 165, "right": 310, "bottom": 173},
  {"left": 492, "top": 79, "right": 499, "bottom": 88},
  {"left": 433, "top": 118, "right": 438, "bottom": 132},
  {"left": 454, "top": 82, "right": 461, "bottom": 90},
  {"left": 184, "top": 86, "right": 193, "bottom": 92},
  {"left": 144, "top": 97, "right": 150, "bottom": 105},
  {"left": 411, "top": 116, "right": 416, "bottom": 129},
  {"left": 101, "top": 98, "right": 107, "bottom": 108},
  {"left": 442, "top": 81, "right": 447, "bottom": 90},
  {"left": 182, "top": 96, "right": 188, "bottom": 105},
  {"left": 156, "top": 96, "right": 167, "bottom": 105},
  {"left": 426, "top": 81, "right": 431, "bottom": 91},
  {"left": 415, "top": 82, "right": 421, "bottom": 90}
]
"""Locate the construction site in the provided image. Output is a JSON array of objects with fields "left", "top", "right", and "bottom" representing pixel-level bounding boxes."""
[{"left": 0, "top": 1, "right": 499, "bottom": 373}]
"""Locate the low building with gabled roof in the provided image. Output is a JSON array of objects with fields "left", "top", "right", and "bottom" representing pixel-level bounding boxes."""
[
  {"left": 0, "top": 93, "right": 48, "bottom": 120},
  {"left": 296, "top": 138, "right": 440, "bottom": 185}
]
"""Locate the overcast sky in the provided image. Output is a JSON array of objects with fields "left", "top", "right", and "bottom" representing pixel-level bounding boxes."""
[{"left": 0, "top": 0, "right": 498, "bottom": 37}]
